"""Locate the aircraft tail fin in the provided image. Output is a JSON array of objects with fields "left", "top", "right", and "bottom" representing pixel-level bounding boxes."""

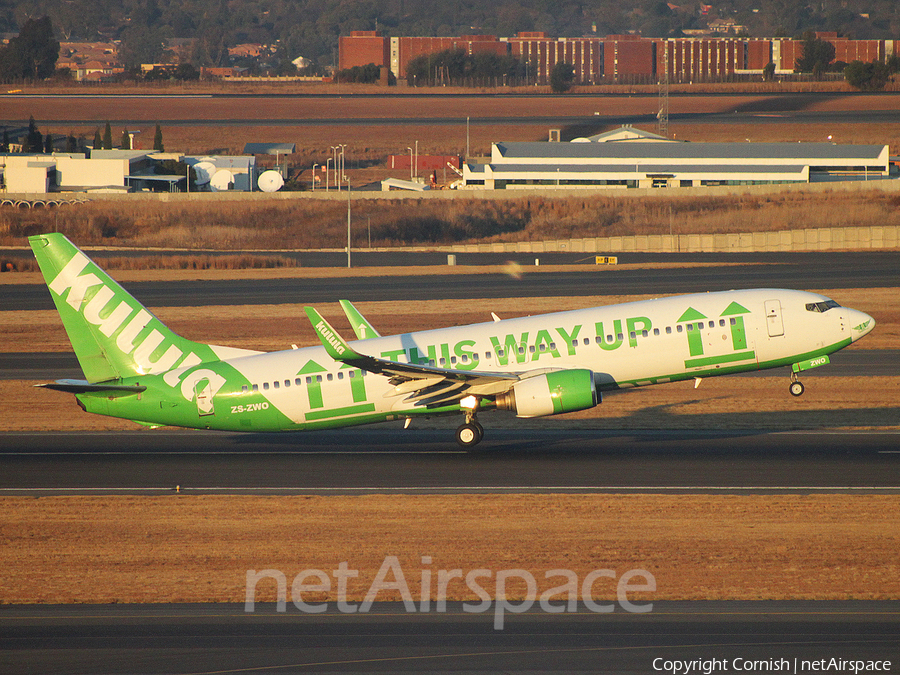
[{"left": 29, "top": 233, "right": 244, "bottom": 383}]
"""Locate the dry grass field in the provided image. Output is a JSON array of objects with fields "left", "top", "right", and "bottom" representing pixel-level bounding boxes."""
[
  {"left": 4, "top": 189, "right": 900, "bottom": 251},
  {"left": 2, "top": 494, "right": 898, "bottom": 605}
]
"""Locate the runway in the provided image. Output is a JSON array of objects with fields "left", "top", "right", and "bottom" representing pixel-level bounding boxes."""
[
  {"left": 2, "top": 601, "right": 898, "bottom": 675},
  {"left": 1, "top": 429, "right": 897, "bottom": 495},
  {"left": 5, "top": 251, "right": 899, "bottom": 311}
]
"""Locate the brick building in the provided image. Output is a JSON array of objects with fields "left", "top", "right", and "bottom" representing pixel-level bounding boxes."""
[{"left": 339, "top": 31, "right": 900, "bottom": 85}]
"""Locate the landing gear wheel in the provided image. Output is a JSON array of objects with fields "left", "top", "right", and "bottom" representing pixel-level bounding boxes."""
[
  {"left": 789, "top": 381, "right": 805, "bottom": 397},
  {"left": 456, "top": 422, "right": 483, "bottom": 448}
]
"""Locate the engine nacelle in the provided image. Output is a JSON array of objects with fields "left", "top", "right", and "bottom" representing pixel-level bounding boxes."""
[{"left": 495, "top": 369, "right": 599, "bottom": 418}]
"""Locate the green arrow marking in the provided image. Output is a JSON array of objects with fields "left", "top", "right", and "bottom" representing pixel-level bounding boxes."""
[
  {"left": 298, "top": 359, "right": 327, "bottom": 409},
  {"left": 677, "top": 307, "right": 708, "bottom": 322},
  {"left": 720, "top": 301, "right": 751, "bottom": 316}
]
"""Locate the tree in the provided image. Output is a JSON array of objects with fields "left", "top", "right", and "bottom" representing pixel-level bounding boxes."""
[
  {"left": 23, "top": 116, "right": 42, "bottom": 153},
  {"left": 844, "top": 60, "right": 891, "bottom": 91},
  {"left": 1, "top": 128, "right": 9, "bottom": 153},
  {"left": 121, "top": 128, "right": 131, "bottom": 150},
  {"left": 92, "top": 128, "right": 102, "bottom": 150},
  {"left": 794, "top": 31, "right": 836, "bottom": 76},
  {"left": 153, "top": 124, "right": 164, "bottom": 152},
  {"left": 762, "top": 62, "right": 776, "bottom": 81},
  {"left": 102, "top": 122, "right": 112, "bottom": 150},
  {"left": 44, "top": 130, "right": 54, "bottom": 153},
  {"left": 0, "top": 16, "right": 59, "bottom": 81},
  {"left": 66, "top": 132, "right": 77, "bottom": 153},
  {"left": 550, "top": 61, "right": 575, "bottom": 93}
]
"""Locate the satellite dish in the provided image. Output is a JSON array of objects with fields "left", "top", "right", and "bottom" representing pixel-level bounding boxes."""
[
  {"left": 210, "top": 169, "right": 233, "bottom": 191},
  {"left": 193, "top": 161, "right": 216, "bottom": 185},
  {"left": 257, "top": 170, "right": 284, "bottom": 193}
]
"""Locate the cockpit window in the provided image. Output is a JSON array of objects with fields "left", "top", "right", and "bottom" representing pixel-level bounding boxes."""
[{"left": 805, "top": 300, "right": 841, "bottom": 313}]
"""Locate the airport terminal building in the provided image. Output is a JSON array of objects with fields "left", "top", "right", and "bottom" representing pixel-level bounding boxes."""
[{"left": 461, "top": 130, "right": 890, "bottom": 190}]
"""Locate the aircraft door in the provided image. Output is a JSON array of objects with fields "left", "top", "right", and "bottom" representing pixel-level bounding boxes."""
[
  {"left": 195, "top": 379, "right": 215, "bottom": 417},
  {"left": 764, "top": 300, "right": 784, "bottom": 338}
]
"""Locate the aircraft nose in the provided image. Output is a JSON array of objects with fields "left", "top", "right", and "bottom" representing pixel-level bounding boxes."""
[{"left": 847, "top": 308, "right": 875, "bottom": 341}]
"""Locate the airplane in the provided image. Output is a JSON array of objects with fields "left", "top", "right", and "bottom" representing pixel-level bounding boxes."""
[{"left": 29, "top": 233, "right": 876, "bottom": 447}]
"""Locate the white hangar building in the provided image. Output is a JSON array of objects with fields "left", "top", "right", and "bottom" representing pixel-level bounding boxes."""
[{"left": 461, "top": 128, "right": 890, "bottom": 190}]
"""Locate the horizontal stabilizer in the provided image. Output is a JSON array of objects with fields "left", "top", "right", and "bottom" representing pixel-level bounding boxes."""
[{"left": 36, "top": 379, "right": 147, "bottom": 395}]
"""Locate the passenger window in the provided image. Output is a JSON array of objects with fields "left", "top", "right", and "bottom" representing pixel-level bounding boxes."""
[
  {"left": 677, "top": 325, "right": 683, "bottom": 333},
  {"left": 666, "top": 326, "right": 672, "bottom": 334},
  {"left": 252, "top": 384, "right": 259, "bottom": 392},
  {"left": 326, "top": 373, "right": 333, "bottom": 382},
  {"left": 305, "top": 377, "right": 312, "bottom": 384},
  {"left": 273, "top": 381, "right": 279, "bottom": 389},
  {"left": 337, "top": 372, "right": 344, "bottom": 380},
  {"left": 295, "top": 378, "right": 302, "bottom": 386},
  {"left": 450, "top": 356, "right": 457, "bottom": 364},
  {"left": 630, "top": 331, "right": 636, "bottom": 340},
  {"left": 686, "top": 324, "right": 693, "bottom": 332},
  {"left": 316, "top": 375, "right": 322, "bottom": 383},
  {"left": 642, "top": 330, "right": 648, "bottom": 338},
  {"left": 653, "top": 328, "right": 660, "bottom": 336},
  {"left": 263, "top": 382, "right": 269, "bottom": 391},
  {"left": 241, "top": 385, "right": 248, "bottom": 393},
  {"left": 719, "top": 319, "right": 726, "bottom": 327},
  {"left": 616, "top": 333, "right": 623, "bottom": 341},
  {"left": 730, "top": 318, "right": 737, "bottom": 325}
]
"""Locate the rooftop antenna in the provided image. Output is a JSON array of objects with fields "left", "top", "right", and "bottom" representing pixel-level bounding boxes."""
[{"left": 657, "top": 39, "right": 669, "bottom": 138}]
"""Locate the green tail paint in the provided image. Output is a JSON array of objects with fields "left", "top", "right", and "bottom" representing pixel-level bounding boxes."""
[{"left": 29, "top": 233, "right": 249, "bottom": 383}]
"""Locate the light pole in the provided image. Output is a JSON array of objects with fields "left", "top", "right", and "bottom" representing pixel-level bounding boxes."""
[
  {"left": 325, "top": 158, "right": 332, "bottom": 191},
  {"left": 407, "top": 147, "right": 413, "bottom": 181},
  {"left": 329, "top": 145, "right": 339, "bottom": 190},
  {"left": 414, "top": 140, "right": 418, "bottom": 180},
  {"left": 338, "top": 144, "right": 347, "bottom": 191},
  {"left": 466, "top": 116, "right": 470, "bottom": 159},
  {"left": 312, "top": 163, "right": 319, "bottom": 191}
]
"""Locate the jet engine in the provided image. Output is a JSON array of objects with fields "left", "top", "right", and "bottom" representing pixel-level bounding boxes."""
[{"left": 495, "top": 369, "right": 599, "bottom": 418}]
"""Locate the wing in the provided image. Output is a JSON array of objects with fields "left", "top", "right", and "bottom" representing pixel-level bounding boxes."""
[
  {"left": 339, "top": 300, "right": 382, "bottom": 339},
  {"left": 304, "top": 306, "right": 522, "bottom": 408}
]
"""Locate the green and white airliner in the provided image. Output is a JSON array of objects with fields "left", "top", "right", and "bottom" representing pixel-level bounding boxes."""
[{"left": 30, "top": 233, "right": 875, "bottom": 447}]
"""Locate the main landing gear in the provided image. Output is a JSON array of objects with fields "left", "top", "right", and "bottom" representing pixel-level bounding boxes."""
[
  {"left": 456, "top": 421, "right": 484, "bottom": 447},
  {"left": 456, "top": 404, "right": 484, "bottom": 448},
  {"left": 789, "top": 371, "right": 805, "bottom": 397}
]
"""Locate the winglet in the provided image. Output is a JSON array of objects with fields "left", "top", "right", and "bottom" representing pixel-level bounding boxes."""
[
  {"left": 339, "top": 300, "right": 382, "bottom": 339},
  {"left": 304, "top": 307, "right": 362, "bottom": 362}
]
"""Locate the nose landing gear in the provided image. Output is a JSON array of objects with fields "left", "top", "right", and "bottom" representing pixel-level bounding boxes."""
[{"left": 789, "top": 371, "right": 805, "bottom": 397}]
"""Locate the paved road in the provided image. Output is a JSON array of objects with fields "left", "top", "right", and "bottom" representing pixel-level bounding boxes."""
[
  {"left": 2, "top": 601, "right": 897, "bottom": 675},
  {"left": 1, "top": 429, "right": 897, "bottom": 495},
  {"left": 5, "top": 252, "right": 898, "bottom": 311}
]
